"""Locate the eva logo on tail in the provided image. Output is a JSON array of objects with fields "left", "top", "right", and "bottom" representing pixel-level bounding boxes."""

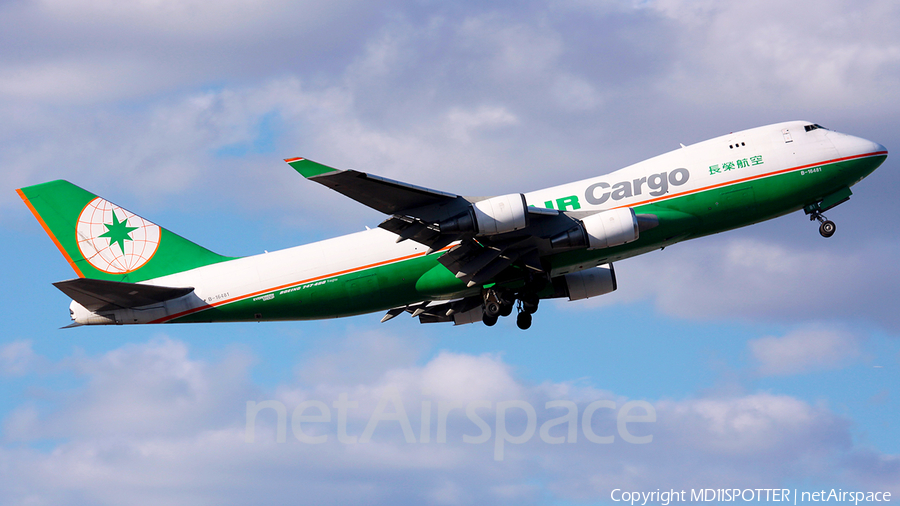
[{"left": 76, "top": 198, "right": 160, "bottom": 274}]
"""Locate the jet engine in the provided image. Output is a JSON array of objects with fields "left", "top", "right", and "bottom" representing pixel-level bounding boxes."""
[
  {"left": 550, "top": 207, "right": 639, "bottom": 250},
  {"left": 556, "top": 264, "right": 617, "bottom": 301},
  {"left": 439, "top": 193, "right": 528, "bottom": 236}
]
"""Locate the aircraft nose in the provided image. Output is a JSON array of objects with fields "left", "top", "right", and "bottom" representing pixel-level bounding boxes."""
[
  {"left": 834, "top": 132, "right": 887, "bottom": 159},
  {"left": 858, "top": 135, "right": 888, "bottom": 156},
  {"left": 831, "top": 133, "right": 889, "bottom": 183}
]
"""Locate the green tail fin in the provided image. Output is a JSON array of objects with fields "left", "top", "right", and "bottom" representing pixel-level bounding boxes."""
[{"left": 17, "top": 180, "right": 235, "bottom": 282}]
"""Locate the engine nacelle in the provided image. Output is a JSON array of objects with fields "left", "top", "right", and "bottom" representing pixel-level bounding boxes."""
[
  {"left": 581, "top": 207, "right": 638, "bottom": 249},
  {"left": 550, "top": 208, "right": 639, "bottom": 250},
  {"left": 440, "top": 193, "right": 528, "bottom": 236},
  {"left": 560, "top": 264, "right": 617, "bottom": 301}
]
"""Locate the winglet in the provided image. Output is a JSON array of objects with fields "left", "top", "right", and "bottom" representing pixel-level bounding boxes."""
[{"left": 284, "top": 157, "right": 340, "bottom": 178}]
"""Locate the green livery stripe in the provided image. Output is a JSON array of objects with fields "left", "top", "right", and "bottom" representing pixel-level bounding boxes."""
[{"left": 284, "top": 157, "right": 340, "bottom": 178}]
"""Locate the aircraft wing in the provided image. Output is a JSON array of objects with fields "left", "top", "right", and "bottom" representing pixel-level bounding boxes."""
[
  {"left": 284, "top": 157, "right": 462, "bottom": 215},
  {"left": 286, "top": 157, "right": 579, "bottom": 291},
  {"left": 54, "top": 278, "right": 195, "bottom": 312},
  {"left": 287, "top": 156, "right": 525, "bottom": 251}
]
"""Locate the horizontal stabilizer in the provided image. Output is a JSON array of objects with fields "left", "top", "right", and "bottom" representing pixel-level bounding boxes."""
[{"left": 53, "top": 278, "right": 194, "bottom": 312}]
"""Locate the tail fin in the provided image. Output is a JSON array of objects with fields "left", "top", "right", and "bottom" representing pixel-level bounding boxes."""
[{"left": 17, "top": 180, "right": 235, "bottom": 282}]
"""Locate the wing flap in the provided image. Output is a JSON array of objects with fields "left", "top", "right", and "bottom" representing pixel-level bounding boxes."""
[
  {"left": 380, "top": 297, "right": 483, "bottom": 325},
  {"left": 53, "top": 278, "right": 194, "bottom": 312}
]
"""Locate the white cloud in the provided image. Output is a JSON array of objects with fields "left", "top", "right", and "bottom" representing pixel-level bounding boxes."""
[
  {"left": 0, "top": 0, "right": 396, "bottom": 118},
  {"left": 0, "top": 73, "right": 543, "bottom": 228},
  {"left": 445, "top": 105, "right": 518, "bottom": 143},
  {"left": 592, "top": 236, "right": 900, "bottom": 330},
  {"left": 1, "top": 1, "right": 900, "bottom": 503},
  {"left": 550, "top": 74, "right": 603, "bottom": 111},
  {"left": 456, "top": 14, "right": 564, "bottom": 79},
  {"left": 36, "top": 0, "right": 292, "bottom": 31},
  {"left": 550, "top": 392, "right": 856, "bottom": 498},
  {"left": 0, "top": 340, "right": 40, "bottom": 376},
  {"left": 0, "top": 59, "right": 159, "bottom": 104},
  {"left": 646, "top": 0, "right": 900, "bottom": 110},
  {"left": 748, "top": 326, "right": 865, "bottom": 376},
  {"left": 419, "top": 351, "right": 524, "bottom": 404},
  {"left": 0, "top": 335, "right": 897, "bottom": 505},
  {"left": 663, "top": 394, "right": 833, "bottom": 455},
  {"left": 4, "top": 337, "right": 256, "bottom": 441},
  {"left": 294, "top": 328, "right": 428, "bottom": 386},
  {"left": 5, "top": 0, "right": 900, "bottom": 231}
]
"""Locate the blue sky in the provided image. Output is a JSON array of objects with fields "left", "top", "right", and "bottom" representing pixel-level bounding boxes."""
[{"left": 1, "top": 0, "right": 899, "bottom": 504}]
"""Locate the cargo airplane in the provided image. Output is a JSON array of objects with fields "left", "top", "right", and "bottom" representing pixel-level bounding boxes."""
[{"left": 17, "top": 121, "right": 887, "bottom": 329}]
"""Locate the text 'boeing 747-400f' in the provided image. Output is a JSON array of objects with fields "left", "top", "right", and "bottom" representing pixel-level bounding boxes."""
[{"left": 17, "top": 121, "right": 888, "bottom": 330}]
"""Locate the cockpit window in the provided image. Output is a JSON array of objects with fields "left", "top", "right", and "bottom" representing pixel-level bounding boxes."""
[{"left": 804, "top": 124, "right": 827, "bottom": 132}]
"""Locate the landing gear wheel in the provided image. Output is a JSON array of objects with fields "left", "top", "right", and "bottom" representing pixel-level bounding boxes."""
[
  {"left": 484, "top": 301, "right": 501, "bottom": 318},
  {"left": 499, "top": 303, "right": 513, "bottom": 317},
  {"left": 808, "top": 207, "right": 836, "bottom": 238},
  {"left": 520, "top": 294, "right": 539, "bottom": 315},
  {"left": 819, "top": 220, "right": 836, "bottom": 238},
  {"left": 516, "top": 311, "right": 532, "bottom": 330},
  {"left": 482, "top": 314, "right": 498, "bottom": 326}
]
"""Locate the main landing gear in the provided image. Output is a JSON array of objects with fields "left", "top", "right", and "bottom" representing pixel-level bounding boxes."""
[
  {"left": 809, "top": 211, "right": 836, "bottom": 238},
  {"left": 481, "top": 287, "right": 540, "bottom": 330},
  {"left": 516, "top": 310, "right": 532, "bottom": 330},
  {"left": 515, "top": 295, "right": 538, "bottom": 330}
]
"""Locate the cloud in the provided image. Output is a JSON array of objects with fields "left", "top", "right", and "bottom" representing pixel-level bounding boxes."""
[
  {"left": 0, "top": 0, "right": 387, "bottom": 102},
  {"left": 597, "top": 236, "right": 900, "bottom": 330},
  {"left": 646, "top": 0, "right": 900, "bottom": 111},
  {"left": 0, "top": 1, "right": 899, "bottom": 504},
  {"left": 0, "top": 340, "right": 41, "bottom": 377},
  {"left": 444, "top": 105, "right": 518, "bottom": 143},
  {"left": 548, "top": 393, "right": 857, "bottom": 499},
  {"left": 1, "top": 335, "right": 897, "bottom": 505},
  {"left": 293, "top": 328, "right": 429, "bottom": 386},
  {"left": 456, "top": 14, "right": 564, "bottom": 80},
  {"left": 4, "top": 337, "right": 256, "bottom": 441},
  {"left": 4, "top": 0, "right": 900, "bottom": 235},
  {"left": 748, "top": 326, "right": 865, "bottom": 376},
  {"left": 550, "top": 74, "right": 603, "bottom": 111},
  {"left": 0, "top": 58, "right": 162, "bottom": 104}
]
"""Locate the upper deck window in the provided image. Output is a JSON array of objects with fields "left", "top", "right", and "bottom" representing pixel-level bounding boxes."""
[{"left": 804, "top": 124, "right": 827, "bottom": 132}]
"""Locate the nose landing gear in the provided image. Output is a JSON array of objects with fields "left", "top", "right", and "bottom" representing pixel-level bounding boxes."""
[
  {"left": 805, "top": 188, "right": 851, "bottom": 239},
  {"left": 810, "top": 211, "right": 836, "bottom": 238}
]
